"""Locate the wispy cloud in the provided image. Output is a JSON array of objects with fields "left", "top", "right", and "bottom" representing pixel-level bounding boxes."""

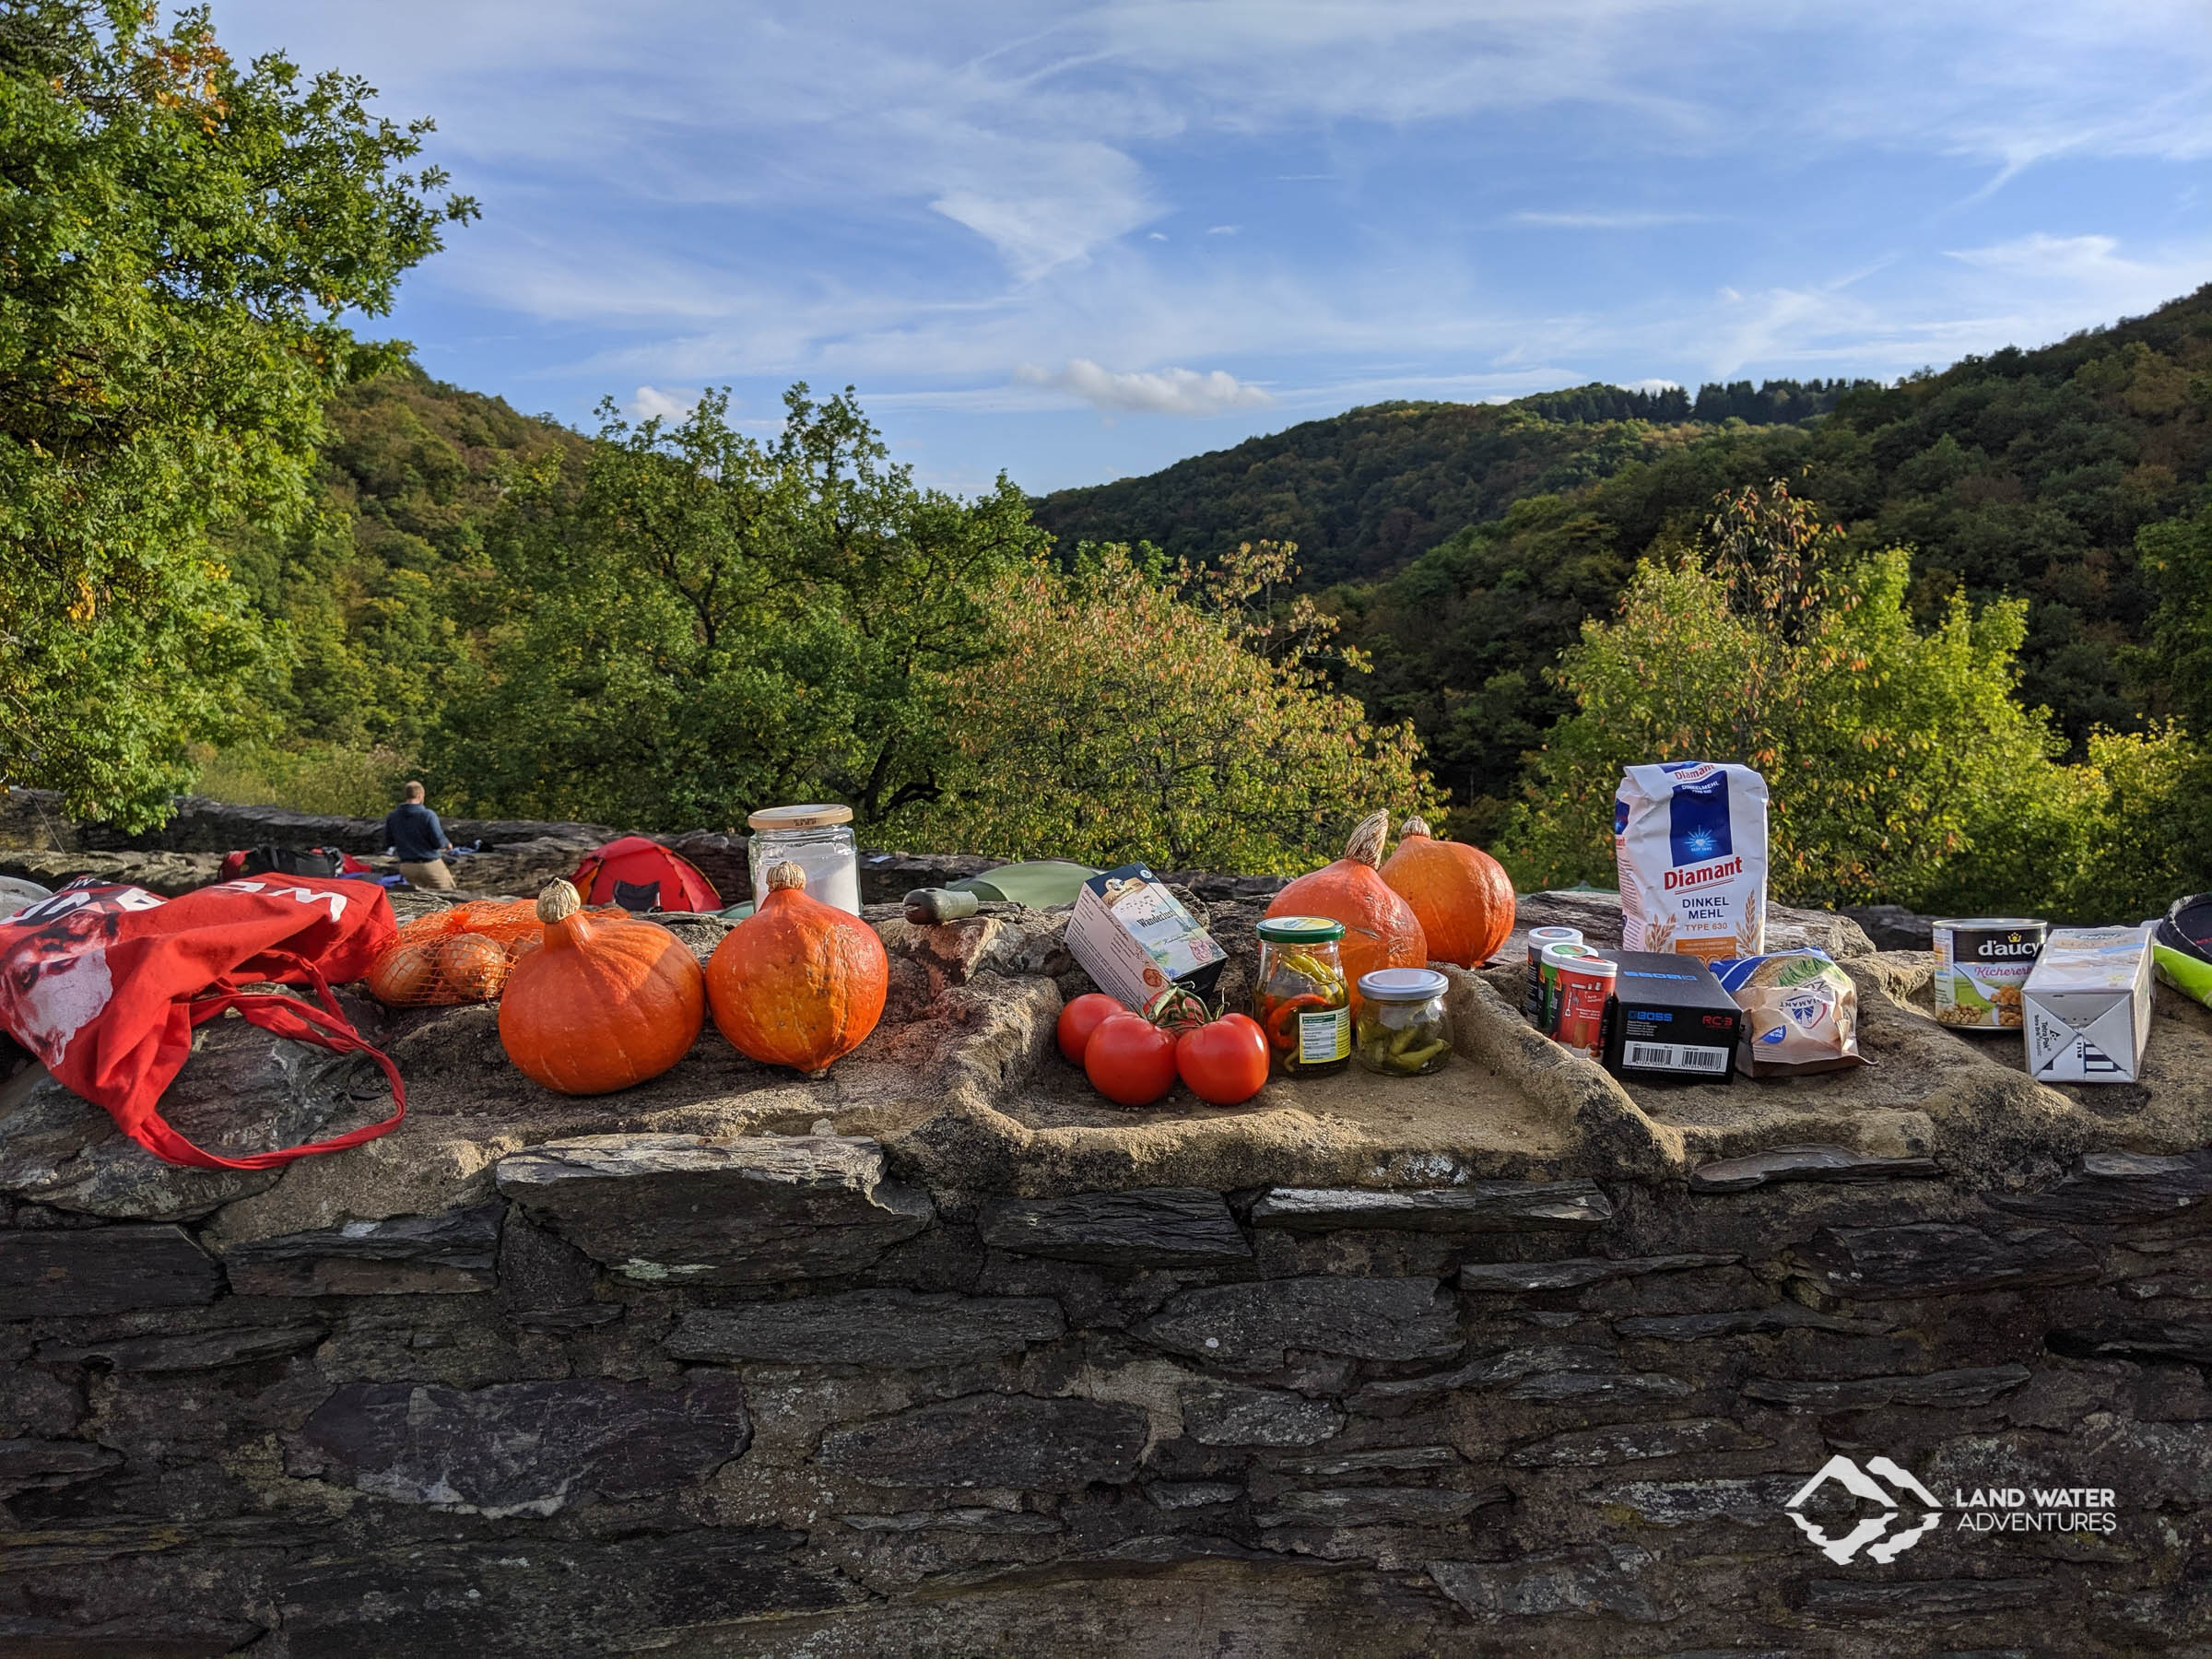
[
  {"left": 628, "top": 384, "right": 701, "bottom": 422},
  {"left": 1509, "top": 210, "right": 1714, "bottom": 229},
  {"left": 1015, "top": 359, "right": 1275, "bottom": 415}
]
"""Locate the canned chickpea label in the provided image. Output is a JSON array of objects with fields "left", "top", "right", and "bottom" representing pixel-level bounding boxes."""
[{"left": 1934, "top": 918, "right": 2047, "bottom": 1031}]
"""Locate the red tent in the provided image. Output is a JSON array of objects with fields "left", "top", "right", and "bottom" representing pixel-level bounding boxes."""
[{"left": 570, "top": 837, "right": 723, "bottom": 912}]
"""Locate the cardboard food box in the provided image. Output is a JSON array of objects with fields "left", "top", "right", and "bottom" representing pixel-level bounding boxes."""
[
  {"left": 1065, "top": 865, "right": 1228, "bottom": 1012},
  {"left": 2023, "top": 924, "right": 2154, "bottom": 1084},
  {"left": 1601, "top": 951, "right": 1741, "bottom": 1083}
]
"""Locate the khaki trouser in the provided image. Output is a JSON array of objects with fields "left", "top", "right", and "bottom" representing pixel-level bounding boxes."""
[{"left": 399, "top": 859, "right": 455, "bottom": 890}]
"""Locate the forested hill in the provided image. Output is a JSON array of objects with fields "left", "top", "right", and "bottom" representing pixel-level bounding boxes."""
[
  {"left": 1340, "top": 283, "right": 2212, "bottom": 830},
  {"left": 1028, "top": 377, "right": 1872, "bottom": 585}
]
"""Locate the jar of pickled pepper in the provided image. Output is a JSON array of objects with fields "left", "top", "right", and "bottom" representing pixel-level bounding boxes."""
[
  {"left": 1254, "top": 916, "right": 1351, "bottom": 1077},
  {"left": 1355, "top": 967, "right": 1453, "bottom": 1077}
]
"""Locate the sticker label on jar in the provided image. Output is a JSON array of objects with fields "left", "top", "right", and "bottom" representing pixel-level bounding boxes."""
[{"left": 1297, "top": 1006, "right": 1350, "bottom": 1065}]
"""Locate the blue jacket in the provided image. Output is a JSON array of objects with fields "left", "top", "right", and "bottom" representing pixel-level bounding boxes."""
[{"left": 384, "top": 803, "right": 449, "bottom": 864}]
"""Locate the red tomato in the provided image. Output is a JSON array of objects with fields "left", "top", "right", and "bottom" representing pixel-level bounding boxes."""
[
  {"left": 1083, "top": 1014, "right": 1179, "bottom": 1107},
  {"left": 1057, "top": 993, "right": 1128, "bottom": 1065},
  {"left": 1175, "top": 1014, "right": 1270, "bottom": 1106}
]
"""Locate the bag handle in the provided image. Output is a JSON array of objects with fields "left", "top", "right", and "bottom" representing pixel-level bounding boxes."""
[{"left": 132, "top": 958, "right": 406, "bottom": 1171}]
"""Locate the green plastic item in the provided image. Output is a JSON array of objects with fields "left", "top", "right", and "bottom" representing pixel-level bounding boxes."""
[
  {"left": 2154, "top": 942, "right": 2212, "bottom": 1007},
  {"left": 948, "top": 860, "right": 1100, "bottom": 909}
]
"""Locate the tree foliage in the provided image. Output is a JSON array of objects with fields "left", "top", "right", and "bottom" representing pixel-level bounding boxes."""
[
  {"left": 435, "top": 386, "right": 1045, "bottom": 830},
  {"left": 886, "top": 542, "right": 1438, "bottom": 871},
  {"left": 0, "top": 0, "right": 472, "bottom": 826}
]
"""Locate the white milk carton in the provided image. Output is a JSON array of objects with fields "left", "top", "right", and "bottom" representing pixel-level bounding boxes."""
[
  {"left": 1615, "top": 762, "right": 1771, "bottom": 964},
  {"left": 2022, "top": 924, "right": 2154, "bottom": 1084}
]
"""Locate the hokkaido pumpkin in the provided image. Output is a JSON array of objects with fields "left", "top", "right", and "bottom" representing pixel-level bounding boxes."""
[
  {"left": 499, "top": 880, "right": 706, "bottom": 1095},
  {"left": 1382, "top": 815, "right": 1516, "bottom": 968},
  {"left": 707, "top": 862, "right": 888, "bottom": 1075},
  {"left": 1265, "top": 810, "right": 1427, "bottom": 1008}
]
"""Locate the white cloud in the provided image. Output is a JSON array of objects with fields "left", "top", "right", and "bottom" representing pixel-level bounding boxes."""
[
  {"left": 1206, "top": 224, "right": 1241, "bottom": 235},
  {"left": 1015, "top": 359, "right": 1275, "bottom": 416},
  {"left": 629, "top": 384, "right": 701, "bottom": 422}
]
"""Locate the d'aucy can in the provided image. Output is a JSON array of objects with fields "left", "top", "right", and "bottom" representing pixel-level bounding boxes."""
[
  {"left": 1524, "top": 926, "right": 1583, "bottom": 1021},
  {"left": 1933, "top": 917, "right": 2047, "bottom": 1031}
]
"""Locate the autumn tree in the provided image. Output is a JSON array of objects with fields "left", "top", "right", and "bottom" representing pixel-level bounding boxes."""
[
  {"left": 0, "top": 0, "right": 473, "bottom": 826},
  {"left": 887, "top": 542, "right": 1439, "bottom": 872}
]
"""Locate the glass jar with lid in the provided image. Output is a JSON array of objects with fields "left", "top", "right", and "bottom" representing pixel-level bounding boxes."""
[
  {"left": 1253, "top": 915, "right": 1351, "bottom": 1077},
  {"left": 747, "top": 804, "right": 861, "bottom": 915},
  {"left": 1355, "top": 967, "right": 1453, "bottom": 1077}
]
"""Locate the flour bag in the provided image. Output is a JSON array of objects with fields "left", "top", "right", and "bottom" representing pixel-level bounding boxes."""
[{"left": 1615, "top": 762, "right": 1770, "bottom": 962}]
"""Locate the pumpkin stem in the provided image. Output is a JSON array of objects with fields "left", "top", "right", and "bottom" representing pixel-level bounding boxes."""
[
  {"left": 1401, "top": 815, "right": 1435, "bottom": 841},
  {"left": 537, "top": 879, "right": 582, "bottom": 924},
  {"left": 765, "top": 861, "right": 808, "bottom": 894},
  {"left": 1343, "top": 809, "right": 1391, "bottom": 869}
]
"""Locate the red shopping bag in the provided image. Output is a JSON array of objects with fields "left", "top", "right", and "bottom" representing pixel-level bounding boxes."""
[{"left": 0, "top": 877, "right": 406, "bottom": 1169}]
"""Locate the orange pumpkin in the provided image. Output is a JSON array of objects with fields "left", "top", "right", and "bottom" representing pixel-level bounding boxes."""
[
  {"left": 499, "top": 880, "right": 706, "bottom": 1095},
  {"left": 1381, "top": 815, "right": 1516, "bottom": 968},
  {"left": 367, "top": 942, "right": 440, "bottom": 1006},
  {"left": 1265, "top": 810, "right": 1427, "bottom": 1007},
  {"left": 706, "top": 862, "right": 888, "bottom": 1076}
]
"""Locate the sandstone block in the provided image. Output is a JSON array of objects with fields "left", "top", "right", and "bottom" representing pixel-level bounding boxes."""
[
  {"left": 1506, "top": 1417, "right": 1767, "bottom": 1466},
  {"left": 1136, "top": 1276, "right": 1462, "bottom": 1370},
  {"left": 1688, "top": 1145, "right": 1940, "bottom": 1194},
  {"left": 0, "top": 1224, "right": 220, "bottom": 1317},
  {"left": 221, "top": 1204, "right": 501, "bottom": 1297},
  {"left": 666, "top": 1288, "right": 1065, "bottom": 1367},
  {"left": 1182, "top": 1378, "right": 1345, "bottom": 1447},
  {"left": 1793, "top": 1221, "right": 2097, "bottom": 1299},
  {"left": 815, "top": 1394, "right": 1147, "bottom": 1490},
  {"left": 1460, "top": 1254, "right": 1735, "bottom": 1293},
  {"left": 1251, "top": 1181, "right": 1611, "bottom": 1233}
]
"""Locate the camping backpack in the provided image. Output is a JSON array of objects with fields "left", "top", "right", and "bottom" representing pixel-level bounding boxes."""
[
  {"left": 0, "top": 877, "right": 405, "bottom": 1169},
  {"left": 222, "top": 844, "right": 347, "bottom": 879}
]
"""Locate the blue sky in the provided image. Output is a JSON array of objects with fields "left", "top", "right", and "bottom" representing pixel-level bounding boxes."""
[{"left": 212, "top": 2, "right": 2211, "bottom": 495}]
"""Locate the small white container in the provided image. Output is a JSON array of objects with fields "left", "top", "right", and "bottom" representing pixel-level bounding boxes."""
[{"left": 747, "top": 804, "right": 862, "bottom": 915}]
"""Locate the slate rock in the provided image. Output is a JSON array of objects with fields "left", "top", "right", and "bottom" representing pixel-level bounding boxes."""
[
  {"left": 1689, "top": 1145, "right": 1940, "bottom": 1194},
  {"left": 1616, "top": 1305, "right": 1893, "bottom": 1341},
  {"left": 1794, "top": 1222, "right": 2097, "bottom": 1300},
  {"left": 39, "top": 1323, "right": 324, "bottom": 1373},
  {"left": 494, "top": 1134, "right": 933, "bottom": 1284},
  {"left": 1794, "top": 1579, "right": 2053, "bottom": 1618},
  {"left": 840, "top": 1509, "right": 1061, "bottom": 1534},
  {"left": 0, "top": 1436, "right": 124, "bottom": 1496},
  {"left": 1277, "top": 1444, "right": 1460, "bottom": 1477},
  {"left": 978, "top": 1188, "right": 1251, "bottom": 1266},
  {"left": 1181, "top": 1378, "right": 1345, "bottom": 1447},
  {"left": 665, "top": 1288, "right": 1065, "bottom": 1367},
  {"left": 815, "top": 1394, "right": 1147, "bottom": 1491},
  {"left": 1507, "top": 1370, "right": 1693, "bottom": 1404},
  {"left": 1135, "top": 1276, "right": 1462, "bottom": 1370},
  {"left": 1348, "top": 1345, "right": 1615, "bottom": 1415},
  {"left": 1250, "top": 1181, "right": 1611, "bottom": 1234},
  {"left": 2046, "top": 1322, "right": 2212, "bottom": 1366},
  {"left": 1147, "top": 1480, "right": 1243, "bottom": 1509},
  {"left": 496, "top": 1211, "right": 618, "bottom": 1330},
  {"left": 0, "top": 1224, "right": 221, "bottom": 1317},
  {"left": 275, "top": 1527, "right": 857, "bottom": 1657},
  {"left": 1506, "top": 1417, "right": 1767, "bottom": 1467},
  {"left": 1428, "top": 1547, "right": 1668, "bottom": 1623},
  {"left": 0, "top": 1018, "right": 393, "bottom": 1221},
  {"left": 1260, "top": 1485, "right": 1508, "bottom": 1527},
  {"left": 222, "top": 1205, "right": 502, "bottom": 1297},
  {"left": 295, "top": 1374, "right": 751, "bottom": 1518},
  {"left": 1594, "top": 1475, "right": 1806, "bottom": 1526},
  {"left": 1742, "top": 1364, "right": 2031, "bottom": 1411},
  {"left": 1460, "top": 1254, "right": 1736, "bottom": 1293},
  {"left": 1993, "top": 1150, "right": 2212, "bottom": 1226}
]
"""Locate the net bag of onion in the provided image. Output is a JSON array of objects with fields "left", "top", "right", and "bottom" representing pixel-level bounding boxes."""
[{"left": 364, "top": 900, "right": 542, "bottom": 1006}]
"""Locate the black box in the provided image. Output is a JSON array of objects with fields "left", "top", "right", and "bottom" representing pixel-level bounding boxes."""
[{"left": 1602, "top": 952, "right": 1741, "bottom": 1084}]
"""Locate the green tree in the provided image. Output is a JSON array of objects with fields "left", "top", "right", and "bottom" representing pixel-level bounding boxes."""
[
  {"left": 886, "top": 542, "right": 1439, "bottom": 872},
  {"left": 439, "top": 385, "right": 1044, "bottom": 830},
  {"left": 1503, "top": 483, "right": 2076, "bottom": 910},
  {"left": 2139, "top": 501, "right": 2212, "bottom": 737},
  {"left": 0, "top": 0, "right": 472, "bottom": 826}
]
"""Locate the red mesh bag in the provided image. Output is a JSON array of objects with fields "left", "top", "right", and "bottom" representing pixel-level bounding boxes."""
[{"left": 365, "top": 900, "right": 542, "bottom": 1007}]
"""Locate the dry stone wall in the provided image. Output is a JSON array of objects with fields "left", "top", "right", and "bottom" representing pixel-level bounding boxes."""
[{"left": 0, "top": 806, "right": 2207, "bottom": 1654}]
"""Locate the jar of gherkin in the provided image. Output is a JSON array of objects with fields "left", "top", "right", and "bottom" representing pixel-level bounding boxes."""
[
  {"left": 1253, "top": 916, "right": 1351, "bottom": 1077},
  {"left": 1355, "top": 967, "right": 1453, "bottom": 1077}
]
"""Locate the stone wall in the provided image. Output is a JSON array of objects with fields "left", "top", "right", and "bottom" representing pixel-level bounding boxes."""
[
  {"left": 3, "top": 1135, "right": 2207, "bottom": 1655},
  {"left": 0, "top": 818, "right": 2205, "bottom": 1655}
]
